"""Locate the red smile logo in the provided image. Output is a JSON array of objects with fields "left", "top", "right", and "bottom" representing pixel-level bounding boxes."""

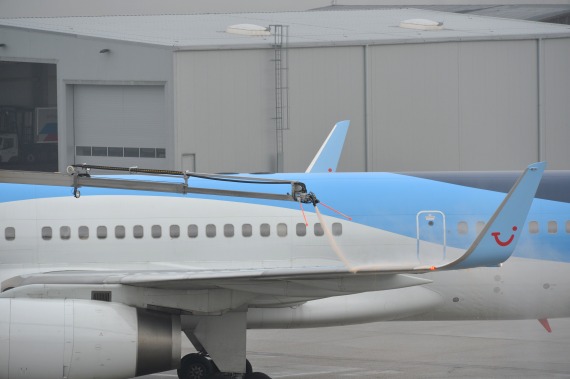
[{"left": 491, "top": 226, "right": 518, "bottom": 247}]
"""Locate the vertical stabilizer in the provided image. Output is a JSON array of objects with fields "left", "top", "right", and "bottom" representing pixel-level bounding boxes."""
[{"left": 306, "top": 120, "right": 350, "bottom": 173}]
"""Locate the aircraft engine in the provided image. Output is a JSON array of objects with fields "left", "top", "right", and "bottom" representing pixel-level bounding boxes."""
[{"left": 0, "top": 298, "right": 180, "bottom": 379}]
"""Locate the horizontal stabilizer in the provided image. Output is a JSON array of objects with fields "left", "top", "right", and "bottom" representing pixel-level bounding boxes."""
[{"left": 306, "top": 120, "right": 350, "bottom": 173}]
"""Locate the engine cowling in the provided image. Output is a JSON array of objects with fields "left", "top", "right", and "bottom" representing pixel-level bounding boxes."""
[{"left": 0, "top": 298, "right": 180, "bottom": 379}]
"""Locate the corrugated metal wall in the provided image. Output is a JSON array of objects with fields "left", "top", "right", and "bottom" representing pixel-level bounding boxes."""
[
  {"left": 369, "top": 40, "right": 538, "bottom": 171},
  {"left": 175, "top": 38, "right": 569, "bottom": 173},
  {"left": 544, "top": 38, "right": 570, "bottom": 170},
  {"left": 175, "top": 50, "right": 276, "bottom": 173},
  {"left": 285, "top": 46, "right": 365, "bottom": 173}
]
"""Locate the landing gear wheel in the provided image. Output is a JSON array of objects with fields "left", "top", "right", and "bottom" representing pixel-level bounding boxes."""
[
  {"left": 244, "top": 373, "right": 272, "bottom": 379},
  {"left": 178, "top": 353, "right": 214, "bottom": 379},
  {"left": 205, "top": 373, "right": 226, "bottom": 379},
  {"left": 246, "top": 359, "right": 253, "bottom": 374}
]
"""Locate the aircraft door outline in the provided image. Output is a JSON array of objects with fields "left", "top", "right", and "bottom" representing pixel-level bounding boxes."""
[{"left": 416, "top": 210, "right": 446, "bottom": 265}]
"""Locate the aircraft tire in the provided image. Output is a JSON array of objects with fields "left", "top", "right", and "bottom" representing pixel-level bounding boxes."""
[
  {"left": 177, "top": 353, "right": 214, "bottom": 379},
  {"left": 244, "top": 373, "right": 272, "bottom": 379},
  {"left": 205, "top": 373, "right": 226, "bottom": 379}
]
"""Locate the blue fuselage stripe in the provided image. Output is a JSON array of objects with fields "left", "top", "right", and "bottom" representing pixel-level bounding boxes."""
[{"left": 1, "top": 172, "right": 569, "bottom": 262}]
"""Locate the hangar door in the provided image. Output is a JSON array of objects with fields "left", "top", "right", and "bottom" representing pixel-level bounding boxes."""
[{"left": 73, "top": 85, "right": 167, "bottom": 168}]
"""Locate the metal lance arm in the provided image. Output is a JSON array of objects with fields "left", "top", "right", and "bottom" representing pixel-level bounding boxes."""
[{"left": 0, "top": 164, "right": 318, "bottom": 204}]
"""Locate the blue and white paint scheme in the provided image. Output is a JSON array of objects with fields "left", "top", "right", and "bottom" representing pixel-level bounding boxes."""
[{"left": 0, "top": 122, "right": 568, "bottom": 379}]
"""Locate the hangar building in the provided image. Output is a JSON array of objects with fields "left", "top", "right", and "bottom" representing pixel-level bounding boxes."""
[{"left": 1, "top": 9, "right": 570, "bottom": 173}]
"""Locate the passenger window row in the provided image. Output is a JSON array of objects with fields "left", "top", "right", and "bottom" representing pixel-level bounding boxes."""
[
  {"left": 3, "top": 222, "right": 343, "bottom": 241},
  {"left": 456, "top": 220, "right": 570, "bottom": 235}
]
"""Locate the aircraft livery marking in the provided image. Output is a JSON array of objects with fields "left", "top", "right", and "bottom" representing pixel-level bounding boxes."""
[{"left": 492, "top": 226, "right": 518, "bottom": 247}]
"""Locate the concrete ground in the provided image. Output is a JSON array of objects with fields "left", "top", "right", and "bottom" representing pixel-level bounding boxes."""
[{"left": 146, "top": 318, "right": 570, "bottom": 378}]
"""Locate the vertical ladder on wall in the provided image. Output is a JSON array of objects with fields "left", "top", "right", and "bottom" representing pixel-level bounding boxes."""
[{"left": 271, "top": 25, "right": 289, "bottom": 173}]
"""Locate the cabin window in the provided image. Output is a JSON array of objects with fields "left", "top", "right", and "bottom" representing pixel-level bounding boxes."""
[
  {"left": 476, "top": 221, "right": 485, "bottom": 234},
  {"left": 242, "top": 224, "right": 252, "bottom": 237},
  {"left": 296, "top": 223, "right": 307, "bottom": 237},
  {"left": 170, "top": 225, "right": 180, "bottom": 238},
  {"left": 97, "top": 226, "right": 107, "bottom": 239},
  {"left": 5, "top": 227, "right": 15, "bottom": 241},
  {"left": 60, "top": 226, "right": 71, "bottom": 240},
  {"left": 188, "top": 224, "right": 198, "bottom": 238},
  {"left": 260, "top": 223, "right": 270, "bottom": 237},
  {"left": 133, "top": 225, "right": 144, "bottom": 239},
  {"left": 529, "top": 221, "right": 539, "bottom": 234},
  {"left": 115, "top": 225, "right": 126, "bottom": 239},
  {"left": 457, "top": 221, "right": 468, "bottom": 235},
  {"left": 151, "top": 225, "right": 162, "bottom": 239},
  {"left": 314, "top": 223, "right": 324, "bottom": 237},
  {"left": 42, "top": 226, "right": 52, "bottom": 240},
  {"left": 277, "top": 223, "right": 287, "bottom": 237},
  {"left": 206, "top": 224, "right": 216, "bottom": 238},
  {"left": 548, "top": 221, "right": 558, "bottom": 234},
  {"left": 78, "top": 226, "right": 89, "bottom": 240},
  {"left": 332, "top": 223, "right": 342, "bottom": 236},
  {"left": 224, "top": 224, "right": 234, "bottom": 238}
]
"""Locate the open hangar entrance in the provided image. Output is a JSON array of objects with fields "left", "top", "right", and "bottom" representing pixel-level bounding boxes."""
[{"left": 0, "top": 61, "right": 58, "bottom": 171}]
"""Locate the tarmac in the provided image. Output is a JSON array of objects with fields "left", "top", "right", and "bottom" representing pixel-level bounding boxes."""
[{"left": 145, "top": 318, "right": 570, "bottom": 378}]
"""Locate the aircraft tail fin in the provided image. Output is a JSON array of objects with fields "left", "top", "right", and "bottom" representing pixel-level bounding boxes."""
[
  {"left": 306, "top": 120, "right": 350, "bottom": 173},
  {"left": 440, "top": 162, "right": 546, "bottom": 270}
]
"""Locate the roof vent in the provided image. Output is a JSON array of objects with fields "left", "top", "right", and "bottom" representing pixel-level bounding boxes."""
[
  {"left": 400, "top": 19, "right": 443, "bottom": 31},
  {"left": 226, "top": 24, "right": 271, "bottom": 36}
]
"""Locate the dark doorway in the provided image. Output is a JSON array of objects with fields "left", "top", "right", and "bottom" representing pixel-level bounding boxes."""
[{"left": 0, "top": 61, "right": 58, "bottom": 171}]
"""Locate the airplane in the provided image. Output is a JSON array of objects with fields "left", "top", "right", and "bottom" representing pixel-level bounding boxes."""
[{"left": 0, "top": 120, "right": 565, "bottom": 379}]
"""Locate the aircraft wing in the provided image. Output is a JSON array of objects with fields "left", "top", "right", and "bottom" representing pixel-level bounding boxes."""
[
  {"left": 1, "top": 268, "right": 434, "bottom": 314},
  {"left": 3, "top": 266, "right": 432, "bottom": 290}
]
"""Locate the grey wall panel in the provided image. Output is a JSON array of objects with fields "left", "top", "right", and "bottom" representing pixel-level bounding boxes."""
[
  {"left": 457, "top": 40, "right": 537, "bottom": 170},
  {"left": 175, "top": 50, "right": 276, "bottom": 173},
  {"left": 369, "top": 42, "right": 460, "bottom": 172},
  {"left": 369, "top": 40, "right": 538, "bottom": 172},
  {"left": 286, "top": 46, "right": 365, "bottom": 173},
  {"left": 543, "top": 38, "right": 570, "bottom": 170}
]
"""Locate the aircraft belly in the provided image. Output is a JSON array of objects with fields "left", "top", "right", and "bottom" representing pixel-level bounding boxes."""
[
  {"left": 407, "top": 257, "right": 570, "bottom": 320},
  {"left": 247, "top": 286, "right": 443, "bottom": 329}
]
